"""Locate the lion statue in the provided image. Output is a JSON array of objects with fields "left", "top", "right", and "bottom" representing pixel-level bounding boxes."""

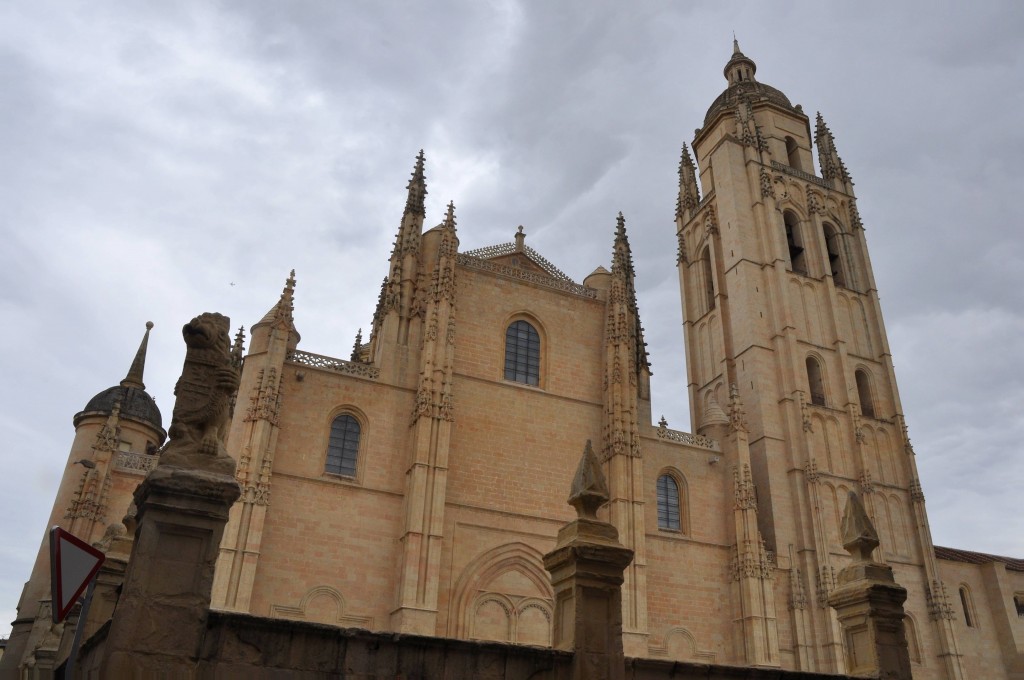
[{"left": 159, "top": 312, "right": 240, "bottom": 475}]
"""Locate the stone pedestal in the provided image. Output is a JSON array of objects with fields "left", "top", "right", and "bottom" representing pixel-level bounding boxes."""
[
  {"left": 543, "top": 517, "right": 634, "bottom": 680},
  {"left": 828, "top": 491, "right": 913, "bottom": 680},
  {"left": 98, "top": 465, "right": 241, "bottom": 677}
]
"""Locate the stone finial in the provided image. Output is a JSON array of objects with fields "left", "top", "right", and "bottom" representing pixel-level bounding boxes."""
[
  {"left": 514, "top": 225, "right": 525, "bottom": 252},
  {"left": 159, "top": 312, "right": 240, "bottom": 476},
  {"left": 568, "top": 440, "right": 609, "bottom": 520},
  {"left": 841, "top": 490, "right": 879, "bottom": 563},
  {"left": 120, "top": 321, "right": 154, "bottom": 390}
]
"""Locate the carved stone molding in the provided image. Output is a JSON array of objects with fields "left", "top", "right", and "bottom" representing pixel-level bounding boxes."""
[
  {"left": 789, "top": 567, "right": 809, "bottom": 610},
  {"left": 909, "top": 478, "right": 925, "bottom": 504},
  {"left": 760, "top": 167, "right": 775, "bottom": 198},
  {"left": 804, "top": 458, "right": 821, "bottom": 484},
  {"left": 926, "top": 580, "right": 955, "bottom": 621},
  {"left": 816, "top": 564, "right": 836, "bottom": 608},
  {"left": 733, "top": 464, "right": 757, "bottom": 510}
]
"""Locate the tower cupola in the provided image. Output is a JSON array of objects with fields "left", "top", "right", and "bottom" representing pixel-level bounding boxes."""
[
  {"left": 703, "top": 39, "right": 798, "bottom": 128},
  {"left": 724, "top": 38, "right": 757, "bottom": 85}
]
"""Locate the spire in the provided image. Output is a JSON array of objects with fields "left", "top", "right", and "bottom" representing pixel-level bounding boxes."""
[
  {"left": 120, "top": 321, "right": 154, "bottom": 390},
  {"left": 443, "top": 200, "right": 456, "bottom": 230},
  {"left": 724, "top": 36, "right": 757, "bottom": 85},
  {"left": 231, "top": 326, "right": 246, "bottom": 368},
  {"left": 676, "top": 143, "right": 700, "bottom": 220},
  {"left": 404, "top": 149, "right": 427, "bottom": 217},
  {"left": 609, "top": 213, "right": 650, "bottom": 372},
  {"left": 257, "top": 270, "right": 297, "bottom": 331},
  {"left": 351, "top": 328, "right": 363, "bottom": 362},
  {"left": 815, "top": 112, "right": 852, "bottom": 187}
]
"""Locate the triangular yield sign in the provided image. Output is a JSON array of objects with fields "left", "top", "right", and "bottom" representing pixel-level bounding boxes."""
[{"left": 49, "top": 526, "right": 105, "bottom": 623}]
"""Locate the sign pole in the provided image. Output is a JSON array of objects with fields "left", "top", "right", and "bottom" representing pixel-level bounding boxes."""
[{"left": 63, "top": 576, "right": 96, "bottom": 680}]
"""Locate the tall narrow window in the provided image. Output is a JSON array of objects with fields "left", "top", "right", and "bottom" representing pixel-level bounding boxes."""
[
  {"left": 1014, "top": 595, "right": 1024, "bottom": 618},
  {"left": 505, "top": 320, "right": 540, "bottom": 386},
  {"left": 326, "top": 414, "right": 360, "bottom": 477},
  {"left": 785, "top": 136, "right": 801, "bottom": 170},
  {"left": 784, "top": 212, "right": 808, "bottom": 276},
  {"left": 856, "top": 369, "right": 875, "bottom": 418},
  {"left": 657, "top": 474, "right": 681, "bottom": 531},
  {"left": 959, "top": 586, "right": 975, "bottom": 628},
  {"left": 806, "top": 357, "right": 826, "bottom": 406},
  {"left": 700, "top": 246, "right": 715, "bottom": 313},
  {"left": 823, "top": 223, "right": 847, "bottom": 287}
]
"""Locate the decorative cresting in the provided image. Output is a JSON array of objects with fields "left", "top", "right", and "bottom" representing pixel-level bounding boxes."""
[
  {"left": 828, "top": 491, "right": 913, "bottom": 679},
  {"left": 114, "top": 450, "right": 159, "bottom": 475},
  {"left": 456, "top": 254, "right": 597, "bottom": 299},
  {"left": 285, "top": 350, "right": 380, "bottom": 380},
  {"left": 462, "top": 241, "right": 574, "bottom": 282},
  {"left": 654, "top": 419, "right": 718, "bottom": 451},
  {"left": 543, "top": 441, "right": 633, "bottom": 680},
  {"left": 393, "top": 200, "right": 459, "bottom": 635}
]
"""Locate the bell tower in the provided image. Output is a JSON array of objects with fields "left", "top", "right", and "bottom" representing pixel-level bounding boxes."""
[{"left": 676, "top": 41, "right": 966, "bottom": 678}]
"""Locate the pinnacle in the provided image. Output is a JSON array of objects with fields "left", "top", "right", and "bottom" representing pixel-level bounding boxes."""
[
  {"left": 444, "top": 201, "right": 457, "bottom": 228},
  {"left": 120, "top": 321, "right": 153, "bottom": 391},
  {"left": 404, "top": 150, "right": 428, "bottom": 217}
]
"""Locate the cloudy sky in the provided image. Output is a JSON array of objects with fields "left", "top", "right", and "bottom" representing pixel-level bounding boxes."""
[{"left": 2, "top": 1, "right": 1022, "bottom": 635}]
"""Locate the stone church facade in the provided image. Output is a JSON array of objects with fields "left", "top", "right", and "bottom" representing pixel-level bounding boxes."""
[{"left": 5, "top": 43, "right": 1023, "bottom": 679}]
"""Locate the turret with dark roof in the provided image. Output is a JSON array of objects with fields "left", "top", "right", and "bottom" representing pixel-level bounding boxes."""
[{"left": 74, "top": 321, "right": 165, "bottom": 441}]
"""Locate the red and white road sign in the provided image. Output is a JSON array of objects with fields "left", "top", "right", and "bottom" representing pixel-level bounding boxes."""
[{"left": 49, "top": 527, "right": 105, "bottom": 624}]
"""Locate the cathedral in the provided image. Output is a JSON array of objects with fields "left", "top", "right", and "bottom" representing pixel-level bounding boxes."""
[{"left": 4, "top": 42, "right": 1022, "bottom": 679}]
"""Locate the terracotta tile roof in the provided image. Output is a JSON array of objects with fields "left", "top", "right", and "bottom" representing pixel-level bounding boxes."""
[{"left": 934, "top": 546, "right": 1024, "bottom": 572}]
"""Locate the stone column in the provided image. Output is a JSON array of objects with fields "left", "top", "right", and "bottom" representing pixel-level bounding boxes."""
[
  {"left": 828, "top": 491, "right": 912, "bottom": 679},
  {"left": 97, "top": 313, "right": 242, "bottom": 677},
  {"left": 543, "top": 441, "right": 634, "bottom": 680}
]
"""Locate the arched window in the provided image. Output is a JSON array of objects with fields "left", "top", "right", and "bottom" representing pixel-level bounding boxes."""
[
  {"left": 806, "top": 357, "right": 826, "bottom": 406},
  {"left": 700, "top": 246, "right": 715, "bottom": 313},
  {"left": 505, "top": 320, "right": 540, "bottom": 386},
  {"left": 855, "top": 369, "right": 875, "bottom": 418},
  {"left": 326, "top": 414, "right": 360, "bottom": 477},
  {"left": 784, "top": 212, "right": 808, "bottom": 276},
  {"left": 959, "top": 586, "right": 976, "bottom": 628},
  {"left": 656, "top": 474, "right": 682, "bottom": 531},
  {"left": 785, "top": 136, "right": 801, "bottom": 170},
  {"left": 823, "top": 223, "right": 847, "bottom": 287}
]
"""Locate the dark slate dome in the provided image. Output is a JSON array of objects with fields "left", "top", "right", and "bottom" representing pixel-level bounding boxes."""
[
  {"left": 75, "top": 385, "right": 163, "bottom": 432},
  {"left": 704, "top": 81, "right": 795, "bottom": 127},
  {"left": 703, "top": 40, "right": 798, "bottom": 127}
]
